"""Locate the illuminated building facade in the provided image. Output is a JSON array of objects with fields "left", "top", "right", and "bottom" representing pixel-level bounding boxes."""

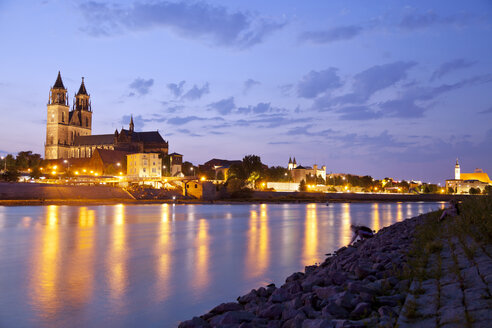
[
  {"left": 45, "top": 72, "right": 169, "bottom": 160},
  {"left": 127, "top": 153, "right": 162, "bottom": 179},
  {"left": 445, "top": 159, "right": 492, "bottom": 193}
]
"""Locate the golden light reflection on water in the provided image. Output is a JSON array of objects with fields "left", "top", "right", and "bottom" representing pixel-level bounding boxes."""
[
  {"left": 341, "top": 203, "right": 351, "bottom": 245},
  {"left": 396, "top": 203, "right": 403, "bottom": 222},
  {"left": 372, "top": 203, "right": 380, "bottom": 232},
  {"left": 193, "top": 218, "right": 209, "bottom": 292},
  {"left": 64, "top": 207, "right": 95, "bottom": 307},
  {"left": 246, "top": 205, "right": 270, "bottom": 278},
  {"left": 303, "top": 204, "right": 318, "bottom": 264},
  {"left": 155, "top": 204, "right": 172, "bottom": 301},
  {"left": 30, "top": 205, "right": 60, "bottom": 319},
  {"left": 108, "top": 204, "right": 127, "bottom": 309}
]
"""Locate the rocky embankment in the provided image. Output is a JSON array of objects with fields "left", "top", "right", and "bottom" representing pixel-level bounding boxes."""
[{"left": 179, "top": 215, "right": 427, "bottom": 328}]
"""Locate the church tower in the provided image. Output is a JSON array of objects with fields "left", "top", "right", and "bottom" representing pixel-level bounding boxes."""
[
  {"left": 68, "top": 77, "right": 92, "bottom": 148},
  {"left": 45, "top": 71, "right": 70, "bottom": 159},
  {"left": 455, "top": 158, "right": 460, "bottom": 180}
]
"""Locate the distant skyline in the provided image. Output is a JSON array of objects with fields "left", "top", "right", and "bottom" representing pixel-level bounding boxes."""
[{"left": 0, "top": 0, "right": 491, "bottom": 183}]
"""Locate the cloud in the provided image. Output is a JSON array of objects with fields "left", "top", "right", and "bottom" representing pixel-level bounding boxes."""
[
  {"left": 243, "top": 78, "right": 260, "bottom": 94},
  {"left": 399, "top": 10, "right": 474, "bottom": 30},
  {"left": 182, "top": 82, "right": 210, "bottom": 100},
  {"left": 268, "top": 141, "right": 293, "bottom": 145},
  {"left": 208, "top": 97, "right": 236, "bottom": 115},
  {"left": 314, "top": 61, "right": 416, "bottom": 110},
  {"left": 121, "top": 114, "right": 145, "bottom": 130},
  {"left": 301, "top": 25, "right": 363, "bottom": 44},
  {"left": 163, "top": 105, "right": 185, "bottom": 113},
  {"left": 336, "top": 105, "right": 382, "bottom": 120},
  {"left": 167, "top": 116, "right": 206, "bottom": 125},
  {"left": 79, "top": 1, "right": 285, "bottom": 48},
  {"left": 128, "top": 78, "right": 154, "bottom": 96},
  {"left": 236, "top": 102, "right": 285, "bottom": 115},
  {"left": 431, "top": 59, "right": 477, "bottom": 81},
  {"left": 234, "top": 114, "right": 312, "bottom": 128},
  {"left": 479, "top": 106, "right": 492, "bottom": 114},
  {"left": 177, "top": 128, "right": 202, "bottom": 137},
  {"left": 348, "top": 61, "right": 416, "bottom": 102},
  {"left": 297, "top": 68, "right": 342, "bottom": 98},
  {"left": 279, "top": 84, "right": 294, "bottom": 96},
  {"left": 379, "top": 99, "right": 426, "bottom": 118},
  {"left": 167, "top": 81, "right": 186, "bottom": 97}
]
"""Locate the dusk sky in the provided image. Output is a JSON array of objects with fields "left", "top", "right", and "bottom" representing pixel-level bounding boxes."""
[{"left": 0, "top": 0, "right": 491, "bottom": 183}]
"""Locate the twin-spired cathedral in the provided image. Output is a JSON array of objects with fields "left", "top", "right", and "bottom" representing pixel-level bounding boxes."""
[{"left": 44, "top": 72, "right": 168, "bottom": 160}]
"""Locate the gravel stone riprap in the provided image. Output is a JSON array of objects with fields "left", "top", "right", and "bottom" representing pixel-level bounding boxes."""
[{"left": 179, "top": 214, "right": 429, "bottom": 328}]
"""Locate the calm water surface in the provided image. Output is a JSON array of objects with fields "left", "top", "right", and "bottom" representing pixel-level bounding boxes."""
[{"left": 0, "top": 202, "right": 444, "bottom": 327}]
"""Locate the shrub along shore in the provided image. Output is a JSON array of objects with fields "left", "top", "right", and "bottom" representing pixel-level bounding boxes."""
[{"left": 179, "top": 195, "right": 492, "bottom": 328}]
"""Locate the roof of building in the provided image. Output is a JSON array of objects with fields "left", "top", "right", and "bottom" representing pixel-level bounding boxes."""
[
  {"left": 169, "top": 152, "right": 183, "bottom": 156},
  {"left": 76, "top": 78, "right": 88, "bottom": 95},
  {"left": 461, "top": 172, "right": 491, "bottom": 184},
  {"left": 93, "top": 149, "right": 130, "bottom": 165},
  {"left": 119, "top": 129, "right": 166, "bottom": 143},
  {"left": 294, "top": 165, "right": 312, "bottom": 170},
  {"left": 73, "top": 134, "right": 115, "bottom": 146},
  {"left": 53, "top": 71, "right": 65, "bottom": 89},
  {"left": 203, "top": 158, "right": 242, "bottom": 169}
]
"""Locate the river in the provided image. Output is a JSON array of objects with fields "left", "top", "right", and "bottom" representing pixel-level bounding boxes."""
[{"left": 0, "top": 202, "right": 444, "bottom": 327}]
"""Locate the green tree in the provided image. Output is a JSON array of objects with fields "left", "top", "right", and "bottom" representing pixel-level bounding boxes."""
[
  {"left": 182, "top": 161, "right": 195, "bottom": 176},
  {"left": 30, "top": 167, "right": 42, "bottom": 179},
  {"left": 265, "top": 166, "right": 290, "bottom": 182},
  {"left": 216, "top": 171, "right": 225, "bottom": 180},
  {"left": 162, "top": 155, "right": 171, "bottom": 176},
  {"left": 484, "top": 185, "right": 492, "bottom": 195},
  {"left": 469, "top": 187, "right": 480, "bottom": 195},
  {"left": 299, "top": 179, "right": 306, "bottom": 192},
  {"left": 242, "top": 155, "right": 263, "bottom": 177},
  {"left": 5, "top": 154, "right": 15, "bottom": 170},
  {"left": 2, "top": 168, "right": 20, "bottom": 182},
  {"left": 227, "top": 163, "right": 247, "bottom": 180}
]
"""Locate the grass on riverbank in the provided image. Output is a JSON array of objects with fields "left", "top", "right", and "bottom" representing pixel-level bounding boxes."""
[
  {"left": 405, "top": 195, "right": 492, "bottom": 280},
  {"left": 401, "top": 195, "right": 492, "bottom": 322}
]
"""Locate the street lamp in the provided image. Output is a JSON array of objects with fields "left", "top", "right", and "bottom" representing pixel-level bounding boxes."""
[
  {"left": 190, "top": 167, "right": 194, "bottom": 177},
  {"left": 0, "top": 156, "right": 5, "bottom": 171}
]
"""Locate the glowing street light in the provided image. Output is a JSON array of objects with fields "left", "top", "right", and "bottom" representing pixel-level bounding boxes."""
[{"left": 117, "top": 162, "right": 121, "bottom": 167}]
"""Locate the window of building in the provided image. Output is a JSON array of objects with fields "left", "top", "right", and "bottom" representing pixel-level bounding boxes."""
[
  {"left": 86, "top": 117, "right": 89, "bottom": 127},
  {"left": 62, "top": 112, "right": 65, "bottom": 122},
  {"left": 143, "top": 168, "right": 146, "bottom": 173},
  {"left": 152, "top": 168, "right": 156, "bottom": 173},
  {"left": 195, "top": 184, "right": 198, "bottom": 188}
]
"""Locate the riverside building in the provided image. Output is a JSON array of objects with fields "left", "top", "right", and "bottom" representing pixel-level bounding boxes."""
[
  {"left": 445, "top": 159, "right": 492, "bottom": 193},
  {"left": 44, "top": 72, "right": 169, "bottom": 160}
]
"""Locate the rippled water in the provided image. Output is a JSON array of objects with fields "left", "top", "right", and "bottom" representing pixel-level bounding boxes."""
[{"left": 0, "top": 202, "right": 444, "bottom": 327}]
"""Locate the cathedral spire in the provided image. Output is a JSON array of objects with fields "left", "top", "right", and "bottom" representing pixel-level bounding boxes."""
[
  {"left": 50, "top": 71, "right": 68, "bottom": 105},
  {"left": 53, "top": 71, "right": 65, "bottom": 89},
  {"left": 129, "top": 115, "right": 134, "bottom": 132},
  {"left": 76, "top": 77, "right": 88, "bottom": 95},
  {"left": 73, "top": 77, "right": 91, "bottom": 111}
]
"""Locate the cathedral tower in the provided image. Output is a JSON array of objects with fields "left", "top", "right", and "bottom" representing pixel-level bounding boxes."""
[
  {"left": 455, "top": 158, "right": 460, "bottom": 180},
  {"left": 68, "top": 77, "right": 92, "bottom": 148},
  {"left": 45, "top": 71, "right": 70, "bottom": 159}
]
